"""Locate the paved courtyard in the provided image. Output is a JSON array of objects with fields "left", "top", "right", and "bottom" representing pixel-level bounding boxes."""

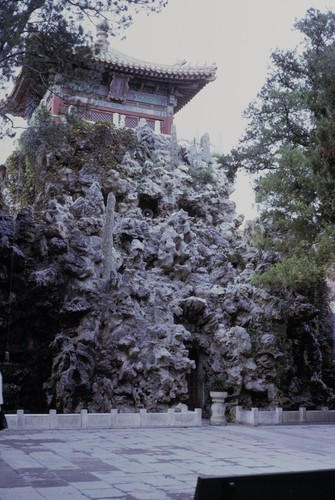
[{"left": 1, "top": 422, "right": 335, "bottom": 499}]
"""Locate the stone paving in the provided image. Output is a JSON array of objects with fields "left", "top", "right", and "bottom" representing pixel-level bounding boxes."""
[{"left": 1, "top": 422, "right": 335, "bottom": 499}]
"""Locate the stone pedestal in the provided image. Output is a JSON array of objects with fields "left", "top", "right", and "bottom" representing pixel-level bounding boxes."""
[{"left": 210, "top": 391, "right": 227, "bottom": 425}]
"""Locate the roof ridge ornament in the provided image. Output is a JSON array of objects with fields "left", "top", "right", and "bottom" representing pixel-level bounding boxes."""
[{"left": 95, "top": 19, "right": 110, "bottom": 52}]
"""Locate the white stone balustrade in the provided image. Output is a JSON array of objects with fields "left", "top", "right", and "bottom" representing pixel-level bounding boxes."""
[
  {"left": 4, "top": 408, "right": 202, "bottom": 430},
  {"left": 235, "top": 406, "right": 335, "bottom": 426}
]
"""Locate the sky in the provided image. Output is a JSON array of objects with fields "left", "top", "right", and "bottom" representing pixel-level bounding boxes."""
[{"left": 3, "top": 0, "right": 335, "bottom": 218}]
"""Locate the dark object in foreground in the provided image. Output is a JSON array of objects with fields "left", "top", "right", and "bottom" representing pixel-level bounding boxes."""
[
  {"left": 0, "top": 410, "right": 8, "bottom": 430},
  {"left": 194, "top": 469, "right": 335, "bottom": 499}
]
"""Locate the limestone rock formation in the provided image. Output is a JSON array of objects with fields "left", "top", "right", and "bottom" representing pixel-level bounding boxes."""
[{"left": 0, "top": 118, "right": 334, "bottom": 416}]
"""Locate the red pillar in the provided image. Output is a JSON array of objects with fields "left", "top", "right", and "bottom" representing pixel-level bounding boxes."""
[
  {"left": 162, "top": 116, "right": 174, "bottom": 135},
  {"left": 50, "top": 95, "right": 64, "bottom": 116}
]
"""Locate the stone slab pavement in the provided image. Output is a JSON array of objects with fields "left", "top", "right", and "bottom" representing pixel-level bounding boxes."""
[{"left": 1, "top": 422, "right": 335, "bottom": 500}]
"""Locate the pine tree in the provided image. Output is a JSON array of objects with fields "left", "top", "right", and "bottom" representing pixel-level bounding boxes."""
[{"left": 231, "top": 9, "right": 335, "bottom": 295}]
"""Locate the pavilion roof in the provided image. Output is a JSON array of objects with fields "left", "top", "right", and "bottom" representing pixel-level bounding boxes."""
[
  {"left": 95, "top": 45, "right": 217, "bottom": 80},
  {"left": 95, "top": 46, "right": 217, "bottom": 112},
  {"left": 6, "top": 44, "right": 217, "bottom": 117}
]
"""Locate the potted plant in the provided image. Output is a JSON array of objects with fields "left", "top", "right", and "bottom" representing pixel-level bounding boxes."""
[
  {"left": 210, "top": 374, "right": 228, "bottom": 393},
  {"left": 209, "top": 374, "right": 228, "bottom": 425}
]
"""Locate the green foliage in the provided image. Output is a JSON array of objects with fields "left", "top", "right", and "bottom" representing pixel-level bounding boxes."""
[
  {"left": 188, "top": 165, "right": 217, "bottom": 186},
  {"left": 6, "top": 108, "right": 68, "bottom": 206},
  {"left": 6, "top": 108, "right": 138, "bottom": 208},
  {"left": 256, "top": 146, "right": 315, "bottom": 215},
  {"left": 21, "top": 107, "right": 68, "bottom": 160},
  {"left": 252, "top": 218, "right": 335, "bottom": 294},
  {"left": 236, "top": 8, "right": 335, "bottom": 182},
  {"left": 0, "top": 0, "right": 167, "bottom": 81},
  {"left": 233, "top": 9, "right": 335, "bottom": 295},
  {"left": 64, "top": 117, "right": 138, "bottom": 168},
  {"left": 216, "top": 153, "right": 238, "bottom": 183},
  {"left": 254, "top": 145, "right": 320, "bottom": 257},
  {"left": 252, "top": 254, "right": 323, "bottom": 293},
  {"left": 6, "top": 151, "right": 33, "bottom": 209},
  {"left": 209, "top": 374, "right": 228, "bottom": 391}
]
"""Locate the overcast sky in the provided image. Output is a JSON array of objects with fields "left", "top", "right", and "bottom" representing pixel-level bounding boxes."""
[{"left": 3, "top": 0, "right": 335, "bottom": 217}]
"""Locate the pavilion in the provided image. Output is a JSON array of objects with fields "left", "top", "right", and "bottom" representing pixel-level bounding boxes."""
[{"left": 6, "top": 22, "right": 217, "bottom": 135}]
